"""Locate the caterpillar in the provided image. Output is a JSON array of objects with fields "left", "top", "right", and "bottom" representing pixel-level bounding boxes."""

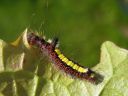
[{"left": 27, "top": 32, "right": 103, "bottom": 84}]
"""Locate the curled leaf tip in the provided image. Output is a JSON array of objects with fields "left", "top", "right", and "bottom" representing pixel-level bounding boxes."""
[{"left": 22, "top": 28, "right": 32, "bottom": 49}]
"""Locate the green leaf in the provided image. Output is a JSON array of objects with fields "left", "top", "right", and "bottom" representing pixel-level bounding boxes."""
[{"left": 0, "top": 29, "right": 127, "bottom": 96}]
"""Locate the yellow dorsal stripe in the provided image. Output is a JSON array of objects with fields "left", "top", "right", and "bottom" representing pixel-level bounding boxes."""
[
  {"left": 62, "top": 58, "right": 69, "bottom": 64},
  {"left": 59, "top": 54, "right": 65, "bottom": 60},
  {"left": 67, "top": 61, "right": 74, "bottom": 67},
  {"left": 78, "top": 67, "right": 88, "bottom": 73},
  {"left": 55, "top": 49, "right": 61, "bottom": 55},
  {"left": 55, "top": 48, "right": 87, "bottom": 73},
  {"left": 73, "top": 64, "right": 79, "bottom": 70}
]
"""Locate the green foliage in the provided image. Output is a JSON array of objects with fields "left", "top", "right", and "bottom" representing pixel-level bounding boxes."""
[
  {"left": 0, "top": 0, "right": 128, "bottom": 67},
  {"left": 0, "top": 30, "right": 127, "bottom": 96}
]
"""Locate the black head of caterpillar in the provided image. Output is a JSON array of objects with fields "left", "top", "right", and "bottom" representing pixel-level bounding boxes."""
[{"left": 27, "top": 32, "right": 104, "bottom": 85}]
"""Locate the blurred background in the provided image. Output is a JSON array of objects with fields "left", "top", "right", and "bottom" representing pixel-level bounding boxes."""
[{"left": 0, "top": 0, "right": 128, "bottom": 67}]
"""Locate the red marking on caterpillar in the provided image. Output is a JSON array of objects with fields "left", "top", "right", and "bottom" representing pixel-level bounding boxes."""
[{"left": 27, "top": 32, "right": 103, "bottom": 84}]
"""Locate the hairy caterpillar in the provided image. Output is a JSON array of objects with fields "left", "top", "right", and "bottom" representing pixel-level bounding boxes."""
[{"left": 27, "top": 32, "right": 103, "bottom": 84}]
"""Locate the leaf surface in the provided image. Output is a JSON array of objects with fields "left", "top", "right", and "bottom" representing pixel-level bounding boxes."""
[{"left": 0, "top": 29, "right": 127, "bottom": 96}]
